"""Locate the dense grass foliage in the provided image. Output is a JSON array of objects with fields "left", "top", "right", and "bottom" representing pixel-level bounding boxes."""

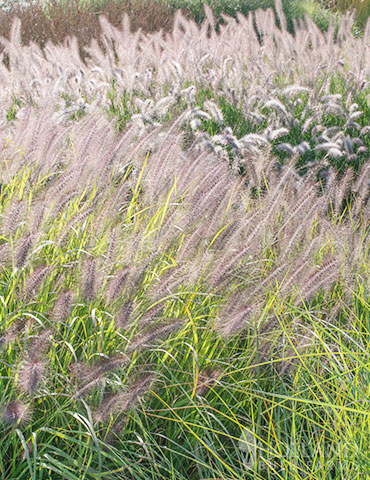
[{"left": 0, "top": 3, "right": 369, "bottom": 479}]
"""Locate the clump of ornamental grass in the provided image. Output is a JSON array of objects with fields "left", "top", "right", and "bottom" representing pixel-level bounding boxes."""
[
  {"left": 0, "top": 106, "right": 368, "bottom": 434},
  {"left": 0, "top": 5, "right": 368, "bottom": 479},
  {"left": 0, "top": 109, "right": 368, "bottom": 480}
]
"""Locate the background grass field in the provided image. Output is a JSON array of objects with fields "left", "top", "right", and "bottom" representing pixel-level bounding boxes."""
[{"left": 0, "top": 0, "right": 368, "bottom": 55}]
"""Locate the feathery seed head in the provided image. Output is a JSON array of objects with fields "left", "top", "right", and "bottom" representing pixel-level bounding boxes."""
[
  {"left": 2, "top": 401, "right": 31, "bottom": 425},
  {"left": 17, "top": 358, "right": 47, "bottom": 394},
  {"left": 195, "top": 369, "right": 222, "bottom": 396},
  {"left": 95, "top": 372, "right": 155, "bottom": 423},
  {"left": 82, "top": 257, "right": 97, "bottom": 302},
  {"left": 53, "top": 290, "right": 74, "bottom": 323}
]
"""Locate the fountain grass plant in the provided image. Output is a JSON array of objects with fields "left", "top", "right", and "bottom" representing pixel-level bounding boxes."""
[
  {"left": 0, "top": 104, "right": 369, "bottom": 479},
  {"left": 0, "top": 4, "right": 369, "bottom": 479}
]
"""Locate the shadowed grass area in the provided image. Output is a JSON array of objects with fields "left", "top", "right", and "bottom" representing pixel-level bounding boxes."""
[
  {"left": 319, "top": 0, "right": 370, "bottom": 32},
  {"left": 0, "top": 0, "right": 339, "bottom": 56},
  {"left": 0, "top": 0, "right": 175, "bottom": 58}
]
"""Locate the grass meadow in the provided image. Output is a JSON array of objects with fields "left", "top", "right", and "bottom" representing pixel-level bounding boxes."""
[{"left": 0, "top": 0, "right": 369, "bottom": 479}]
